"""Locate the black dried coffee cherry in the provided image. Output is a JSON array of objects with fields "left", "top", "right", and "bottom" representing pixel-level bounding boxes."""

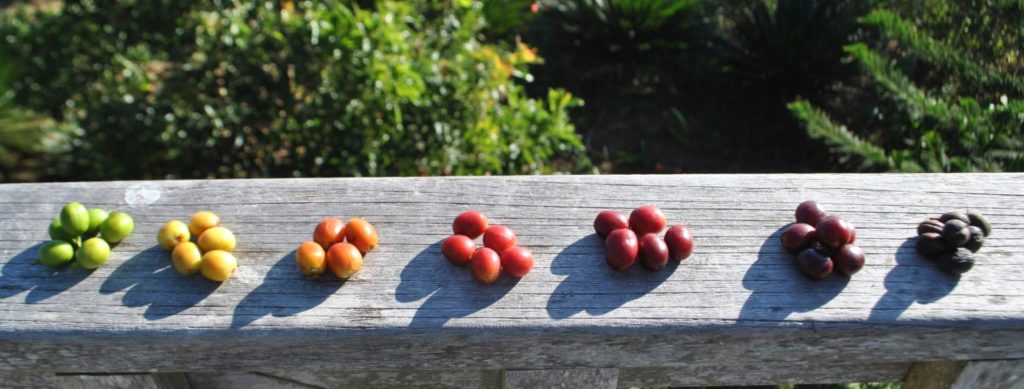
[
  {"left": 939, "top": 211, "right": 970, "bottom": 224},
  {"left": 966, "top": 212, "right": 992, "bottom": 237},
  {"left": 917, "top": 219, "right": 944, "bottom": 235},
  {"left": 916, "top": 232, "right": 948, "bottom": 259},
  {"left": 937, "top": 248, "right": 974, "bottom": 275},
  {"left": 964, "top": 226, "right": 985, "bottom": 253},
  {"left": 942, "top": 220, "right": 971, "bottom": 247}
]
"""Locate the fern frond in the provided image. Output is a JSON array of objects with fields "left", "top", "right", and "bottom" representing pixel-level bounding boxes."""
[{"left": 787, "top": 100, "right": 900, "bottom": 171}]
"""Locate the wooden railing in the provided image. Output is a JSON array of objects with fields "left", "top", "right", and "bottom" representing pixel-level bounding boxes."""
[{"left": 0, "top": 174, "right": 1022, "bottom": 388}]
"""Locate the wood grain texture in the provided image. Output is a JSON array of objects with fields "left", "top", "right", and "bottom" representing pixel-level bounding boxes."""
[
  {"left": 504, "top": 368, "right": 618, "bottom": 389},
  {"left": 0, "top": 174, "right": 1022, "bottom": 385}
]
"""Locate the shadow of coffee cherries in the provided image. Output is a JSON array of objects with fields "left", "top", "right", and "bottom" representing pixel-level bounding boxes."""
[
  {"left": 738, "top": 225, "right": 850, "bottom": 323},
  {"left": 546, "top": 235, "right": 678, "bottom": 320},
  {"left": 396, "top": 240, "right": 519, "bottom": 328},
  {"left": 100, "top": 245, "right": 219, "bottom": 320},
  {"left": 0, "top": 243, "right": 91, "bottom": 304},
  {"left": 232, "top": 250, "right": 343, "bottom": 328},
  {"left": 869, "top": 237, "right": 960, "bottom": 321}
]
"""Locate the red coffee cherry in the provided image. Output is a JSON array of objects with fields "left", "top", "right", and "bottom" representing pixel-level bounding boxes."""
[
  {"left": 780, "top": 223, "right": 817, "bottom": 254},
  {"left": 313, "top": 217, "right": 346, "bottom": 249},
  {"left": 593, "top": 210, "right": 629, "bottom": 239},
  {"left": 453, "top": 210, "right": 488, "bottom": 239},
  {"left": 471, "top": 247, "right": 501, "bottom": 285},
  {"left": 638, "top": 233, "right": 669, "bottom": 271},
  {"left": 795, "top": 248, "right": 834, "bottom": 280},
  {"left": 817, "top": 216, "right": 856, "bottom": 249},
  {"left": 483, "top": 224, "right": 517, "bottom": 255},
  {"left": 441, "top": 235, "right": 476, "bottom": 266},
  {"left": 629, "top": 205, "right": 667, "bottom": 236},
  {"left": 833, "top": 244, "right": 865, "bottom": 276},
  {"left": 500, "top": 246, "right": 534, "bottom": 278},
  {"left": 605, "top": 228, "right": 639, "bottom": 272},
  {"left": 664, "top": 224, "right": 694, "bottom": 261},
  {"left": 795, "top": 200, "right": 828, "bottom": 227}
]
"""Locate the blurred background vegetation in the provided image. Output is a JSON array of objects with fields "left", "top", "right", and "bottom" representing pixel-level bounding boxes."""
[{"left": 0, "top": 0, "right": 1020, "bottom": 182}]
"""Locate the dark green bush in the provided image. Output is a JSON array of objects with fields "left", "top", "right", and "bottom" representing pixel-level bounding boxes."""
[{"left": 1, "top": 1, "right": 590, "bottom": 180}]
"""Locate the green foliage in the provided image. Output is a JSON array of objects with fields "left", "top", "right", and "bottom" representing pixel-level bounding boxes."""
[{"left": 1, "top": 1, "right": 590, "bottom": 180}]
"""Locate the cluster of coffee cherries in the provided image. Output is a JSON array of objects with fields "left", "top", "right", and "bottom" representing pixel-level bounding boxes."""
[
  {"left": 295, "top": 217, "right": 379, "bottom": 279},
  {"left": 157, "top": 211, "right": 238, "bottom": 282},
  {"left": 915, "top": 211, "right": 991, "bottom": 275},
  {"left": 441, "top": 210, "right": 534, "bottom": 285},
  {"left": 593, "top": 205, "right": 694, "bottom": 271},
  {"left": 780, "top": 201, "right": 865, "bottom": 280},
  {"left": 38, "top": 202, "right": 134, "bottom": 270}
]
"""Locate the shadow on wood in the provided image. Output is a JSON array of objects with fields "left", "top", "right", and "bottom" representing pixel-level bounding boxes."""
[
  {"left": 546, "top": 234, "right": 678, "bottom": 320},
  {"left": 869, "top": 237, "right": 960, "bottom": 321},
  {"left": 231, "top": 250, "right": 344, "bottom": 328},
  {"left": 100, "top": 245, "right": 220, "bottom": 320},
  {"left": 0, "top": 242, "right": 90, "bottom": 304},
  {"left": 739, "top": 225, "right": 849, "bottom": 323},
  {"left": 396, "top": 240, "right": 519, "bottom": 328}
]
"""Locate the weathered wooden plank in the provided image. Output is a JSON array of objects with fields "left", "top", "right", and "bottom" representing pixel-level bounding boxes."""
[
  {"left": 504, "top": 368, "right": 617, "bottom": 389},
  {"left": 0, "top": 174, "right": 1022, "bottom": 385}
]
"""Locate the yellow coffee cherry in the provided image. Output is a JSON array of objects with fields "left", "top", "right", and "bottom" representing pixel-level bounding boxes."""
[
  {"left": 188, "top": 211, "right": 220, "bottom": 237},
  {"left": 200, "top": 250, "right": 238, "bottom": 282},
  {"left": 157, "top": 220, "right": 190, "bottom": 251},
  {"left": 198, "top": 226, "right": 236, "bottom": 253},
  {"left": 172, "top": 242, "right": 203, "bottom": 276}
]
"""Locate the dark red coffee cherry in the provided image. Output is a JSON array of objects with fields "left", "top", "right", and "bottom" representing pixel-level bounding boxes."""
[
  {"left": 629, "top": 205, "right": 667, "bottom": 236},
  {"left": 937, "top": 248, "right": 974, "bottom": 275},
  {"left": 483, "top": 224, "right": 517, "bottom": 255},
  {"left": 942, "top": 219, "right": 971, "bottom": 247},
  {"left": 605, "top": 228, "right": 639, "bottom": 272},
  {"left": 780, "top": 223, "right": 817, "bottom": 254},
  {"left": 795, "top": 247, "right": 834, "bottom": 280},
  {"left": 664, "top": 224, "right": 694, "bottom": 261},
  {"left": 916, "top": 232, "right": 948, "bottom": 259},
  {"left": 833, "top": 244, "right": 865, "bottom": 276},
  {"left": 795, "top": 200, "right": 828, "bottom": 227},
  {"left": 817, "top": 216, "right": 856, "bottom": 249},
  {"left": 453, "top": 210, "right": 488, "bottom": 239},
  {"left": 917, "top": 219, "right": 944, "bottom": 235},
  {"left": 593, "top": 210, "right": 629, "bottom": 239},
  {"left": 638, "top": 233, "right": 669, "bottom": 271}
]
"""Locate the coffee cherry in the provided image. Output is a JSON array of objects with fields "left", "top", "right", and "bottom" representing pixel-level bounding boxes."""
[
  {"left": 638, "top": 233, "right": 669, "bottom": 271},
  {"left": 157, "top": 220, "right": 190, "bottom": 251},
  {"left": 38, "top": 240, "right": 75, "bottom": 268},
  {"left": 916, "top": 232, "right": 948, "bottom": 259},
  {"left": 964, "top": 226, "right": 985, "bottom": 253},
  {"left": 470, "top": 247, "right": 501, "bottom": 285},
  {"left": 605, "top": 228, "right": 639, "bottom": 272},
  {"left": 664, "top": 224, "right": 694, "bottom": 261},
  {"left": 780, "top": 223, "right": 817, "bottom": 254},
  {"left": 795, "top": 200, "right": 828, "bottom": 227},
  {"left": 937, "top": 248, "right": 974, "bottom": 275},
  {"left": 345, "top": 218, "right": 379, "bottom": 253},
  {"left": 188, "top": 211, "right": 221, "bottom": 237},
  {"left": 917, "top": 219, "right": 944, "bottom": 236},
  {"left": 313, "top": 217, "right": 346, "bottom": 250},
  {"left": 99, "top": 211, "right": 134, "bottom": 244},
  {"left": 76, "top": 237, "right": 111, "bottom": 270},
  {"left": 966, "top": 212, "right": 992, "bottom": 237},
  {"left": 59, "top": 202, "right": 90, "bottom": 237},
  {"left": 441, "top": 235, "right": 476, "bottom": 266},
  {"left": 939, "top": 211, "right": 970, "bottom": 224},
  {"left": 817, "top": 216, "right": 855, "bottom": 249},
  {"left": 453, "top": 210, "right": 489, "bottom": 239},
  {"left": 500, "top": 246, "right": 534, "bottom": 278},
  {"left": 200, "top": 250, "right": 238, "bottom": 282},
  {"left": 629, "top": 205, "right": 666, "bottom": 236},
  {"left": 593, "top": 210, "right": 629, "bottom": 239},
  {"left": 326, "top": 242, "right": 363, "bottom": 279},
  {"left": 942, "top": 220, "right": 971, "bottom": 247},
  {"left": 833, "top": 244, "right": 865, "bottom": 276},
  {"left": 295, "top": 241, "right": 327, "bottom": 277},
  {"left": 795, "top": 248, "right": 833, "bottom": 280},
  {"left": 172, "top": 242, "right": 203, "bottom": 276},
  {"left": 483, "top": 225, "right": 517, "bottom": 255},
  {"left": 198, "top": 226, "right": 236, "bottom": 253},
  {"left": 48, "top": 219, "right": 76, "bottom": 243},
  {"left": 86, "top": 208, "right": 109, "bottom": 236}
]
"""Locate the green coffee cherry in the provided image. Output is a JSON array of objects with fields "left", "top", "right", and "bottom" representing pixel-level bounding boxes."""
[
  {"left": 86, "top": 208, "right": 109, "bottom": 235},
  {"left": 59, "top": 202, "right": 90, "bottom": 237},
  {"left": 100, "top": 211, "right": 134, "bottom": 244},
  {"left": 76, "top": 237, "right": 111, "bottom": 270},
  {"left": 38, "top": 240, "right": 75, "bottom": 268},
  {"left": 48, "top": 219, "right": 78, "bottom": 243}
]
